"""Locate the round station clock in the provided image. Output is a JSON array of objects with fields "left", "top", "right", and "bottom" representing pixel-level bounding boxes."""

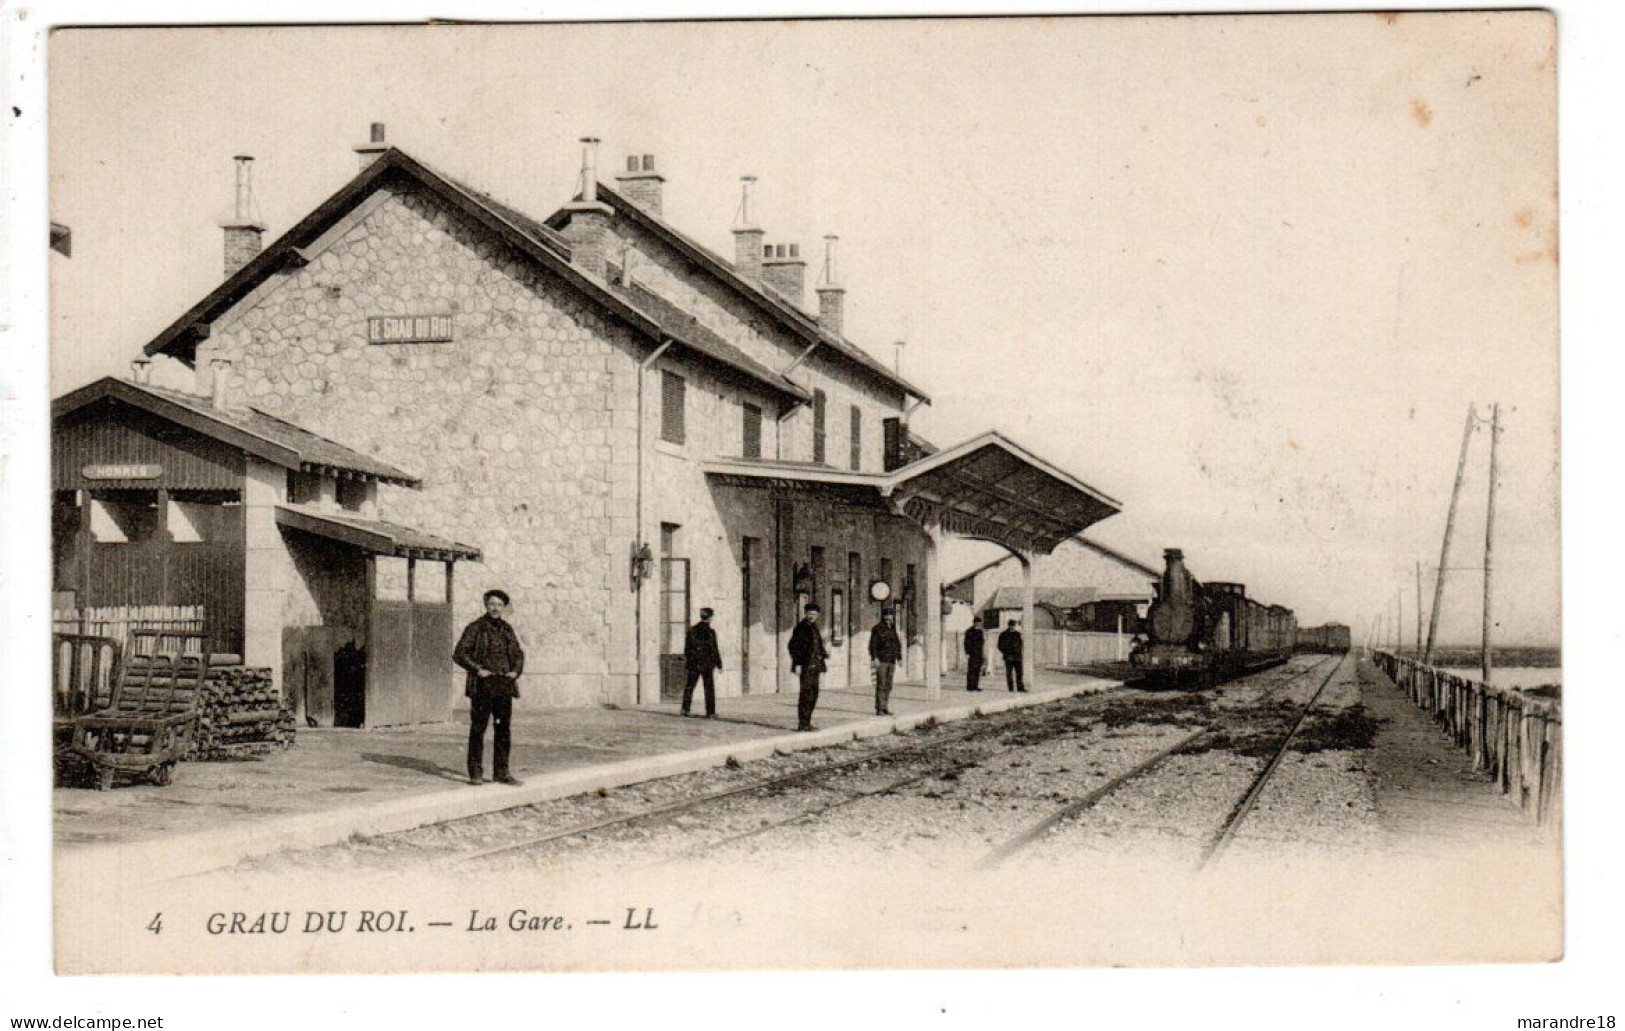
[{"left": 869, "top": 580, "right": 892, "bottom": 602}]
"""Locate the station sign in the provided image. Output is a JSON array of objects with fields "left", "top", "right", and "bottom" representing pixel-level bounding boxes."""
[
  {"left": 368, "top": 314, "right": 454, "bottom": 345},
  {"left": 82, "top": 463, "right": 162, "bottom": 481}
]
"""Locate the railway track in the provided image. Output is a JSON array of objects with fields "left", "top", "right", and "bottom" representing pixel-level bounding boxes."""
[
  {"left": 452, "top": 721, "right": 996, "bottom": 865},
  {"left": 269, "top": 656, "right": 1342, "bottom": 877},
  {"left": 977, "top": 652, "right": 1347, "bottom": 872}
]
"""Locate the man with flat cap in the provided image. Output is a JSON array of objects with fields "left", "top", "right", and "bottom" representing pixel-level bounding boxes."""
[
  {"left": 787, "top": 603, "right": 829, "bottom": 732},
  {"left": 454, "top": 588, "right": 526, "bottom": 785},
  {"left": 681, "top": 607, "right": 722, "bottom": 718},
  {"left": 868, "top": 607, "right": 902, "bottom": 716}
]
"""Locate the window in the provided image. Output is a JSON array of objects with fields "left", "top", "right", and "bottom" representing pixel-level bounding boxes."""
[
  {"left": 337, "top": 478, "right": 367, "bottom": 512},
  {"left": 849, "top": 405, "right": 862, "bottom": 471},
  {"left": 167, "top": 489, "right": 240, "bottom": 544},
  {"left": 88, "top": 490, "right": 158, "bottom": 544},
  {"left": 812, "top": 389, "right": 827, "bottom": 464},
  {"left": 742, "top": 402, "right": 762, "bottom": 460},
  {"left": 288, "top": 471, "right": 322, "bottom": 505},
  {"left": 883, "top": 417, "right": 903, "bottom": 471},
  {"left": 660, "top": 371, "right": 686, "bottom": 444}
]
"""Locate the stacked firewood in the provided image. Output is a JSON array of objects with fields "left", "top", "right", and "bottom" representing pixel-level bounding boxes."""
[{"left": 186, "top": 661, "right": 296, "bottom": 761}]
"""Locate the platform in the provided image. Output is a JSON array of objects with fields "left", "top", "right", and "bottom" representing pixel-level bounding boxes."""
[{"left": 54, "top": 668, "right": 1114, "bottom": 885}]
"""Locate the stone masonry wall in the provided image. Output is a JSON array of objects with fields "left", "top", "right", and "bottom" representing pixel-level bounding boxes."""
[{"left": 207, "top": 185, "right": 642, "bottom": 707}]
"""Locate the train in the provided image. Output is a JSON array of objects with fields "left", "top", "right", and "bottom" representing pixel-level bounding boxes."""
[{"left": 1129, "top": 548, "right": 1299, "bottom": 686}]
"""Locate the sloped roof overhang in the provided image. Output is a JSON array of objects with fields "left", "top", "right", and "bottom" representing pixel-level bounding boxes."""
[
  {"left": 139, "top": 150, "right": 808, "bottom": 408},
  {"left": 704, "top": 431, "right": 1121, "bottom": 555},
  {"left": 276, "top": 506, "right": 480, "bottom": 562},
  {"left": 549, "top": 181, "right": 931, "bottom": 405},
  {"left": 52, "top": 376, "right": 421, "bottom": 486}
]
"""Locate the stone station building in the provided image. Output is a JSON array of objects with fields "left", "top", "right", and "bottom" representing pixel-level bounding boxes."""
[{"left": 100, "top": 126, "right": 1127, "bottom": 715}]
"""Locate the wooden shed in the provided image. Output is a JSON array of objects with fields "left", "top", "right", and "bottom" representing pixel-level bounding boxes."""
[{"left": 52, "top": 377, "right": 480, "bottom": 726}]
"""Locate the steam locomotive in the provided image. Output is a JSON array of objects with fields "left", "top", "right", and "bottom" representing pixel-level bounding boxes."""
[{"left": 1129, "top": 548, "right": 1298, "bottom": 686}]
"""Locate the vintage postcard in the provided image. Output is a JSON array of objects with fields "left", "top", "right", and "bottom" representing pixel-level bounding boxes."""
[{"left": 41, "top": 12, "right": 1560, "bottom": 976}]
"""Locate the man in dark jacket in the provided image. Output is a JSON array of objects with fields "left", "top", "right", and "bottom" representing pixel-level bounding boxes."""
[
  {"left": 453, "top": 589, "right": 526, "bottom": 785},
  {"left": 787, "top": 603, "right": 829, "bottom": 732},
  {"left": 681, "top": 607, "right": 722, "bottom": 718},
  {"left": 965, "top": 617, "right": 987, "bottom": 692},
  {"left": 999, "top": 619, "right": 1026, "bottom": 693},
  {"left": 867, "top": 608, "right": 902, "bottom": 716}
]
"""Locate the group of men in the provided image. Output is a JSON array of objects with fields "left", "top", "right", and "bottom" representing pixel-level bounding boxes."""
[
  {"left": 963, "top": 615, "right": 1028, "bottom": 693},
  {"left": 453, "top": 588, "right": 1026, "bottom": 783}
]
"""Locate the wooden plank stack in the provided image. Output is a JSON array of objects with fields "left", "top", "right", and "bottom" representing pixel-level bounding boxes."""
[{"left": 186, "top": 659, "right": 296, "bottom": 761}]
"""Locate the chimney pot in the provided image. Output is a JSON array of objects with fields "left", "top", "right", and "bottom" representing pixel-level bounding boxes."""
[
  {"left": 129, "top": 358, "right": 152, "bottom": 385},
  {"left": 816, "top": 234, "right": 846, "bottom": 337},
  {"left": 354, "top": 121, "right": 389, "bottom": 170},
  {"left": 220, "top": 155, "right": 266, "bottom": 278},
  {"left": 580, "top": 136, "right": 601, "bottom": 204},
  {"left": 615, "top": 150, "right": 666, "bottom": 216},
  {"left": 762, "top": 239, "right": 808, "bottom": 306},
  {"left": 732, "top": 176, "right": 765, "bottom": 283}
]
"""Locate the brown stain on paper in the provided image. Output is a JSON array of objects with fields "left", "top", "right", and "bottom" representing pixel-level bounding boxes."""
[{"left": 1410, "top": 99, "right": 1433, "bottom": 128}]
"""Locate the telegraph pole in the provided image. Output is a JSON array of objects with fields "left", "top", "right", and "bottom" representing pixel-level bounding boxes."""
[
  {"left": 1482, "top": 403, "right": 1500, "bottom": 686},
  {"left": 1415, "top": 560, "right": 1424, "bottom": 657},
  {"left": 1424, "top": 403, "right": 1477, "bottom": 663}
]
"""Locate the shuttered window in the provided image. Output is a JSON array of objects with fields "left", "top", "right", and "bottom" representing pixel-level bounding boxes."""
[
  {"left": 742, "top": 402, "right": 762, "bottom": 460},
  {"left": 661, "top": 371, "right": 686, "bottom": 445},
  {"left": 849, "top": 405, "right": 862, "bottom": 471},
  {"left": 812, "top": 389, "right": 827, "bottom": 464}
]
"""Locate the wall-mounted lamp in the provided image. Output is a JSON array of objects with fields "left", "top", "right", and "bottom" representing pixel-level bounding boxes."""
[{"left": 631, "top": 542, "right": 654, "bottom": 585}]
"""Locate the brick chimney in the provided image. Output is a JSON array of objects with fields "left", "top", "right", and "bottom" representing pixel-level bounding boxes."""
[
  {"left": 731, "top": 176, "right": 764, "bottom": 284},
  {"left": 219, "top": 155, "right": 265, "bottom": 278},
  {"left": 353, "top": 121, "right": 389, "bottom": 170},
  {"left": 615, "top": 154, "right": 665, "bottom": 217},
  {"left": 210, "top": 358, "right": 233, "bottom": 409},
  {"left": 816, "top": 234, "right": 845, "bottom": 338},
  {"left": 559, "top": 136, "right": 617, "bottom": 278},
  {"left": 762, "top": 242, "right": 806, "bottom": 305}
]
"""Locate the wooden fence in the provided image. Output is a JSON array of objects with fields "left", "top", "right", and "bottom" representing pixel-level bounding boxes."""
[
  {"left": 943, "top": 629, "right": 1129, "bottom": 673},
  {"left": 52, "top": 605, "right": 206, "bottom": 658},
  {"left": 1373, "top": 650, "right": 1561, "bottom": 824}
]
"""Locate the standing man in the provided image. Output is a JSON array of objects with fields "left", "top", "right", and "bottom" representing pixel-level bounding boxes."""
[
  {"left": 681, "top": 607, "right": 722, "bottom": 718},
  {"left": 868, "top": 607, "right": 902, "bottom": 716},
  {"left": 453, "top": 589, "right": 526, "bottom": 786},
  {"left": 964, "top": 615, "right": 987, "bottom": 692},
  {"left": 999, "top": 619, "right": 1026, "bottom": 693},
  {"left": 788, "top": 603, "right": 829, "bottom": 732}
]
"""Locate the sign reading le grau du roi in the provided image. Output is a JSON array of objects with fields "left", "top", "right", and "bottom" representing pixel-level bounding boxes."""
[{"left": 368, "top": 314, "right": 455, "bottom": 345}]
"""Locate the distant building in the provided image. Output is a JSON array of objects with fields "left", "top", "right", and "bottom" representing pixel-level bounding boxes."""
[{"left": 947, "top": 536, "right": 1157, "bottom": 633}]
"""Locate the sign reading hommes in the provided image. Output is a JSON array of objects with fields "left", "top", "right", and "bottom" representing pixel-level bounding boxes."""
[
  {"left": 82, "top": 463, "right": 163, "bottom": 481},
  {"left": 368, "top": 314, "right": 454, "bottom": 345}
]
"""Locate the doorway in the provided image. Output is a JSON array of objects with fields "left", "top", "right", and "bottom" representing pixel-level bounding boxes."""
[{"left": 658, "top": 524, "right": 689, "bottom": 702}]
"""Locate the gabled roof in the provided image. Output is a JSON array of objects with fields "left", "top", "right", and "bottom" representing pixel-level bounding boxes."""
[
  {"left": 139, "top": 149, "right": 807, "bottom": 406},
  {"left": 547, "top": 180, "right": 931, "bottom": 404},
  {"left": 608, "top": 281, "right": 811, "bottom": 404},
  {"left": 53, "top": 377, "right": 420, "bottom": 486}
]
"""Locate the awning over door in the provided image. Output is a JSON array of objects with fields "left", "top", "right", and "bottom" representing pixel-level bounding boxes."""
[
  {"left": 704, "top": 430, "right": 1120, "bottom": 555},
  {"left": 275, "top": 506, "right": 481, "bottom": 562}
]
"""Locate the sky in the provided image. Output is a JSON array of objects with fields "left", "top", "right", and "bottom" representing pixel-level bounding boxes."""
[{"left": 46, "top": 13, "right": 1560, "bottom": 647}]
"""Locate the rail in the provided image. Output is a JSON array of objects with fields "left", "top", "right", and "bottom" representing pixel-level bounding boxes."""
[{"left": 1372, "top": 651, "right": 1561, "bottom": 824}]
